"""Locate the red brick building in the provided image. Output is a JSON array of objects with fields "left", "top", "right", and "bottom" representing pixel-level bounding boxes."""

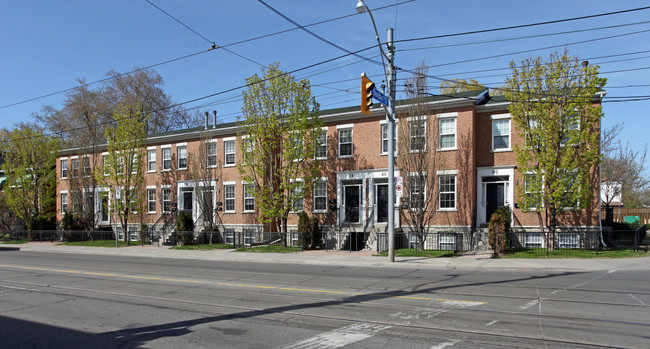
[{"left": 55, "top": 91, "right": 602, "bottom": 249}]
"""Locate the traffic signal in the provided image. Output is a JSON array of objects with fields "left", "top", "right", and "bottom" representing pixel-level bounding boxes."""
[{"left": 361, "top": 73, "right": 375, "bottom": 116}]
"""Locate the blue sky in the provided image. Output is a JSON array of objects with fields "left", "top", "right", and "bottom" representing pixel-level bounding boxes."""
[{"left": 1, "top": 1, "right": 649, "bottom": 162}]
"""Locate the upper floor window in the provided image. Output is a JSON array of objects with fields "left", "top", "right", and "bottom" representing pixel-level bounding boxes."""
[
  {"left": 409, "top": 176, "right": 425, "bottom": 209},
  {"left": 147, "top": 188, "right": 156, "bottom": 213},
  {"left": 102, "top": 154, "right": 108, "bottom": 176},
  {"left": 243, "top": 184, "right": 255, "bottom": 212},
  {"left": 438, "top": 113, "right": 457, "bottom": 150},
  {"left": 61, "top": 159, "right": 68, "bottom": 179},
  {"left": 162, "top": 187, "right": 171, "bottom": 213},
  {"left": 207, "top": 141, "right": 217, "bottom": 167},
  {"left": 61, "top": 192, "right": 68, "bottom": 213},
  {"left": 291, "top": 182, "right": 304, "bottom": 212},
  {"left": 338, "top": 127, "right": 353, "bottom": 158},
  {"left": 409, "top": 118, "right": 427, "bottom": 152},
  {"left": 71, "top": 158, "right": 79, "bottom": 178},
  {"left": 147, "top": 149, "right": 156, "bottom": 172},
  {"left": 315, "top": 130, "right": 327, "bottom": 159},
  {"left": 491, "top": 114, "right": 511, "bottom": 151},
  {"left": 224, "top": 140, "right": 235, "bottom": 166},
  {"left": 162, "top": 147, "right": 171, "bottom": 171},
  {"left": 177, "top": 145, "right": 187, "bottom": 169},
  {"left": 313, "top": 181, "right": 327, "bottom": 212},
  {"left": 439, "top": 174, "right": 456, "bottom": 210},
  {"left": 224, "top": 184, "right": 235, "bottom": 212},
  {"left": 82, "top": 156, "right": 91, "bottom": 177}
]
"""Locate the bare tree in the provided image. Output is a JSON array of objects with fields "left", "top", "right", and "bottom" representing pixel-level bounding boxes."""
[{"left": 398, "top": 62, "right": 440, "bottom": 250}]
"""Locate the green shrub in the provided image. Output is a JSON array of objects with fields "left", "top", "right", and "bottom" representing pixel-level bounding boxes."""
[
  {"left": 488, "top": 206, "right": 512, "bottom": 253},
  {"left": 297, "top": 212, "right": 311, "bottom": 248},
  {"left": 310, "top": 216, "right": 321, "bottom": 248},
  {"left": 175, "top": 211, "right": 195, "bottom": 245}
]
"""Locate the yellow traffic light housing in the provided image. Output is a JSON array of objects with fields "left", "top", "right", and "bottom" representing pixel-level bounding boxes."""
[{"left": 361, "top": 73, "right": 375, "bottom": 116}]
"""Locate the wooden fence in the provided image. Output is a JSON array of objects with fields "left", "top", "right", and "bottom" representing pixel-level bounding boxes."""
[{"left": 602, "top": 207, "right": 650, "bottom": 224}]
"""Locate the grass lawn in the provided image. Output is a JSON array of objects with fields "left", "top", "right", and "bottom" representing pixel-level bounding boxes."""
[
  {"left": 377, "top": 249, "right": 457, "bottom": 258},
  {"left": 1, "top": 240, "right": 30, "bottom": 244},
  {"left": 502, "top": 247, "right": 648, "bottom": 258},
  {"left": 172, "top": 244, "right": 234, "bottom": 250},
  {"left": 60, "top": 240, "right": 143, "bottom": 247},
  {"left": 235, "top": 246, "right": 303, "bottom": 253}
]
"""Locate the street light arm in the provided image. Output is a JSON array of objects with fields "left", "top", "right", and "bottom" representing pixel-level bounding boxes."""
[{"left": 362, "top": 7, "right": 389, "bottom": 84}]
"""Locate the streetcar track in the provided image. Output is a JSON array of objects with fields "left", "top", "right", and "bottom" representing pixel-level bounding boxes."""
[{"left": 0, "top": 279, "right": 635, "bottom": 349}]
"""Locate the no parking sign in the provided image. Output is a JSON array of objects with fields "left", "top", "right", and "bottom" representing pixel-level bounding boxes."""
[{"left": 395, "top": 176, "right": 403, "bottom": 197}]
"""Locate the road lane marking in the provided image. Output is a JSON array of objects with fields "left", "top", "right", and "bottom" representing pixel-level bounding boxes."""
[
  {"left": 430, "top": 340, "right": 459, "bottom": 349},
  {"left": 279, "top": 323, "right": 391, "bottom": 349},
  {"left": 519, "top": 300, "right": 539, "bottom": 310},
  {"left": 608, "top": 269, "right": 617, "bottom": 274},
  {"left": 0, "top": 264, "right": 487, "bottom": 305},
  {"left": 486, "top": 320, "right": 499, "bottom": 326}
]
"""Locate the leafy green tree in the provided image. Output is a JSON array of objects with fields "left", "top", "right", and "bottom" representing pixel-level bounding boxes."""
[
  {"left": 0, "top": 125, "right": 59, "bottom": 231},
  {"left": 95, "top": 105, "right": 147, "bottom": 245},
  {"left": 238, "top": 63, "right": 322, "bottom": 247},
  {"left": 506, "top": 51, "right": 605, "bottom": 248}
]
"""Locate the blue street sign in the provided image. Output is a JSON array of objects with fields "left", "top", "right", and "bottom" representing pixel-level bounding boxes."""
[{"left": 371, "top": 89, "right": 389, "bottom": 107}]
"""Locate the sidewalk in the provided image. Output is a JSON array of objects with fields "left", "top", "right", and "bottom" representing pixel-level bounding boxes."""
[{"left": 12, "top": 241, "right": 650, "bottom": 271}]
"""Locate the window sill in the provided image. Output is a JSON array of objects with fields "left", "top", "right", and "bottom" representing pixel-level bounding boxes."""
[
  {"left": 313, "top": 210, "right": 327, "bottom": 214},
  {"left": 61, "top": 177, "right": 68, "bottom": 180},
  {"left": 223, "top": 164, "right": 236, "bottom": 168},
  {"left": 491, "top": 148, "right": 512, "bottom": 153},
  {"left": 437, "top": 148, "right": 458, "bottom": 152},
  {"left": 176, "top": 168, "right": 187, "bottom": 172},
  {"left": 207, "top": 165, "right": 218, "bottom": 169},
  {"left": 161, "top": 169, "right": 171, "bottom": 172},
  {"left": 147, "top": 170, "right": 156, "bottom": 173},
  {"left": 338, "top": 155, "right": 353, "bottom": 159},
  {"left": 315, "top": 157, "right": 327, "bottom": 161},
  {"left": 437, "top": 208, "right": 457, "bottom": 212},
  {"left": 243, "top": 211, "right": 255, "bottom": 214},
  {"left": 224, "top": 211, "right": 236, "bottom": 214}
]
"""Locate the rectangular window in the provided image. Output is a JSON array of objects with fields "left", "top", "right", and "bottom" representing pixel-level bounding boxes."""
[
  {"left": 72, "top": 193, "right": 80, "bottom": 212},
  {"left": 103, "top": 155, "right": 109, "bottom": 176},
  {"left": 243, "top": 229, "right": 254, "bottom": 246},
  {"left": 558, "top": 233, "right": 579, "bottom": 249},
  {"left": 525, "top": 233, "right": 543, "bottom": 248},
  {"left": 162, "top": 148, "right": 171, "bottom": 170},
  {"left": 338, "top": 128, "right": 353, "bottom": 157},
  {"left": 82, "top": 156, "right": 91, "bottom": 177},
  {"left": 314, "top": 181, "right": 327, "bottom": 211},
  {"left": 439, "top": 175, "right": 456, "bottom": 209},
  {"left": 225, "top": 140, "right": 235, "bottom": 165},
  {"left": 410, "top": 176, "right": 425, "bottom": 209},
  {"left": 381, "top": 124, "right": 389, "bottom": 154},
  {"left": 243, "top": 184, "right": 255, "bottom": 212},
  {"left": 438, "top": 117, "right": 456, "bottom": 150},
  {"left": 224, "top": 184, "right": 235, "bottom": 212},
  {"left": 147, "top": 188, "right": 156, "bottom": 213},
  {"left": 292, "top": 182, "right": 304, "bottom": 212},
  {"left": 61, "top": 159, "right": 68, "bottom": 179},
  {"left": 129, "top": 190, "right": 138, "bottom": 213},
  {"left": 129, "top": 226, "right": 139, "bottom": 241},
  {"left": 177, "top": 146, "right": 187, "bottom": 169},
  {"left": 492, "top": 119, "right": 511, "bottom": 150},
  {"left": 162, "top": 188, "right": 171, "bottom": 213},
  {"left": 224, "top": 229, "right": 235, "bottom": 245},
  {"left": 61, "top": 192, "right": 68, "bottom": 213},
  {"left": 207, "top": 142, "right": 217, "bottom": 167},
  {"left": 71, "top": 158, "right": 79, "bottom": 178},
  {"left": 524, "top": 174, "right": 542, "bottom": 209},
  {"left": 438, "top": 233, "right": 456, "bottom": 251},
  {"left": 409, "top": 119, "right": 426, "bottom": 152},
  {"left": 315, "top": 130, "right": 327, "bottom": 159},
  {"left": 292, "top": 134, "right": 304, "bottom": 160},
  {"left": 148, "top": 149, "right": 156, "bottom": 172}
]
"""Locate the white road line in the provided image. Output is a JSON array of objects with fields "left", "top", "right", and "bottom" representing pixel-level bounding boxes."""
[
  {"left": 518, "top": 300, "right": 539, "bottom": 310},
  {"left": 279, "top": 323, "right": 391, "bottom": 349},
  {"left": 608, "top": 269, "right": 617, "bottom": 274},
  {"left": 629, "top": 293, "right": 647, "bottom": 306},
  {"left": 430, "top": 339, "right": 460, "bottom": 349},
  {"left": 486, "top": 320, "right": 499, "bottom": 326}
]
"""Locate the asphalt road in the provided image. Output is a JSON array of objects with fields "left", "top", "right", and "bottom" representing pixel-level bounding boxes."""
[{"left": 0, "top": 251, "right": 648, "bottom": 348}]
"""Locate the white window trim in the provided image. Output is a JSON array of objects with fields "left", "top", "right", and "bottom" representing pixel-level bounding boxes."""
[
  {"left": 147, "top": 187, "right": 156, "bottom": 214},
  {"left": 491, "top": 114, "right": 512, "bottom": 152},
  {"left": 161, "top": 145, "right": 172, "bottom": 172},
  {"left": 223, "top": 182, "right": 236, "bottom": 213},
  {"left": 408, "top": 117, "right": 427, "bottom": 153},
  {"left": 438, "top": 174, "right": 457, "bottom": 211},
  {"left": 60, "top": 159, "right": 68, "bottom": 179},
  {"left": 243, "top": 182, "right": 255, "bottom": 213},
  {"left": 60, "top": 191, "right": 68, "bottom": 213},
  {"left": 147, "top": 149, "right": 157, "bottom": 173},
  {"left": 379, "top": 120, "right": 398, "bottom": 155},
  {"left": 437, "top": 112, "right": 457, "bottom": 151},
  {"left": 161, "top": 186, "right": 172, "bottom": 213},
  {"left": 177, "top": 145, "right": 187, "bottom": 170},
  {"left": 338, "top": 127, "right": 353, "bottom": 158},
  {"left": 224, "top": 138, "right": 236, "bottom": 167},
  {"left": 313, "top": 180, "right": 328, "bottom": 213},
  {"left": 315, "top": 127, "right": 328, "bottom": 160},
  {"left": 206, "top": 139, "right": 218, "bottom": 168}
]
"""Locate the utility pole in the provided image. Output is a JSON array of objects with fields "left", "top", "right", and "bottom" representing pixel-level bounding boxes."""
[{"left": 386, "top": 28, "right": 396, "bottom": 263}]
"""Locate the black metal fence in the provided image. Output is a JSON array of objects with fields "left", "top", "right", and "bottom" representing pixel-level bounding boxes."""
[
  {"left": 376, "top": 232, "right": 464, "bottom": 253},
  {"left": 497, "top": 230, "right": 601, "bottom": 253}
]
